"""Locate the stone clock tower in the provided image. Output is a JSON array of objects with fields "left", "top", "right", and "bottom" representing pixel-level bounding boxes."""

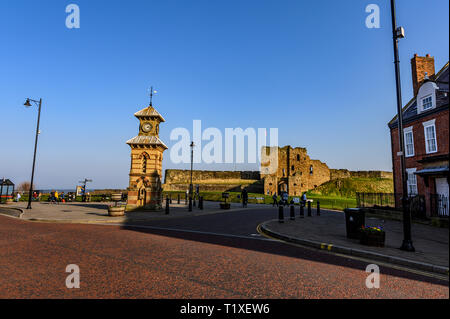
[{"left": 126, "top": 96, "right": 167, "bottom": 211}]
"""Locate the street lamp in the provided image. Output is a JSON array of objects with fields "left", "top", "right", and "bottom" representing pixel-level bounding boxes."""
[
  {"left": 189, "top": 141, "right": 195, "bottom": 211},
  {"left": 23, "top": 98, "right": 42, "bottom": 210},
  {"left": 390, "top": 0, "right": 414, "bottom": 252}
]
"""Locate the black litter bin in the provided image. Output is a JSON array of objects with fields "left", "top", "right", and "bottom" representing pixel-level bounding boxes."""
[{"left": 344, "top": 208, "right": 365, "bottom": 239}]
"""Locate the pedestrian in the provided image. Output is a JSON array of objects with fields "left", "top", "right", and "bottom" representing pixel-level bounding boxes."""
[
  {"left": 32, "top": 191, "right": 38, "bottom": 202},
  {"left": 55, "top": 190, "right": 59, "bottom": 204},
  {"left": 301, "top": 192, "right": 307, "bottom": 207},
  {"left": 241, "top": 188, "right": 248, "bottom": 208},
  {"left": 272, "top": 193, "right": 278, "bottom": 207},
  {"left": 61, "top": 192, "right": 65, "bottom": 203},
  {"left": 15, "top": 192, "right": 21, "bottom": 202}
]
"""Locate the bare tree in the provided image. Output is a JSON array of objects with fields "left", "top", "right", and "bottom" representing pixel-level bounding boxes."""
[{"left": 17, "top": 182, "right": 32, "bottom": 192}]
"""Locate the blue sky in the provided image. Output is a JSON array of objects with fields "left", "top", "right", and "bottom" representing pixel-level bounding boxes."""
[{"left": 0, "top": 0, "right": 448, "bottom": 189}]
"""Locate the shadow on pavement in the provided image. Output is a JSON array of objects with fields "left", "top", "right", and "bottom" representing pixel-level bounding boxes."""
[{"left": 120, "top": 207, "right": 448, "bottom": 287}]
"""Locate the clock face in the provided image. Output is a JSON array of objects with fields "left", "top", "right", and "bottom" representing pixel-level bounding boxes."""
[{"left": 142, "top": 122, "right": 153, "bottom": 133}]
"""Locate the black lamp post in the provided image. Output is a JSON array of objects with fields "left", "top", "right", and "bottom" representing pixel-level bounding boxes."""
[
  {"left": 23, "top": 98, "right": 42, "bottom": 210},
  {"left": 188, "top": 141, "right": 195, "bottom": 211},
  {"left": 390, "top": 0, "right": 414, "bottom": 252}
]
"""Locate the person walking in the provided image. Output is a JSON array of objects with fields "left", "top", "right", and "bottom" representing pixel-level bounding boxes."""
[
  {"left": 55, "top": 191, "right": 59, "bottom": 204},
  {"left": 241, "top": 188, "right": 248, "bottom": 208},
  {"left": 272, "top": 193, "right": 278, "bottom": 207},
  {"left": 15, "top": 192, "right": 21, "bottom": 202},
  {"left": 301, "top": 192, "right": 307, "bottom": 207}
]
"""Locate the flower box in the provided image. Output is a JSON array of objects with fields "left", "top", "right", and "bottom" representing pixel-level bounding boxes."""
[
  {"left": 359, "top": 226, "right": 385, "bottom": 247},
  {"left": 108, "top": 206, "right": 125, "bottom": 217},
  {"left": 220, "top": 203, "right": 231, "bottom": 210}
]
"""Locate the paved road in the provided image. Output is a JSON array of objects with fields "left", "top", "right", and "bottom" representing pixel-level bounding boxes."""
[{"left": 0, "top": 212, "right": 447, "bottom": 298}]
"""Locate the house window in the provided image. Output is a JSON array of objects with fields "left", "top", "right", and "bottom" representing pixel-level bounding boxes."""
[
  {"left": 422, "top": 96, "right": 433, "bottom": 111},
  {"left": 423, "top": 121, "right": 437, "bottom": 154},
  {"left": 404, "top": 128, "right": 414, "bottom": 157},
  {"left": 142, "top": 156, "right": 147, "bottom": 173},
  {"left": 406, "top": 168, "right": 417, "bottom": 196}
]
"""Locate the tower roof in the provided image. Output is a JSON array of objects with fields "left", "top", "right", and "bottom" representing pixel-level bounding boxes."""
[
  {"left": 126, "top": 135, "right": 168, "bottom": 149},
  {"left": 134, "top": 105, "right": 166, "bottom": 122}
]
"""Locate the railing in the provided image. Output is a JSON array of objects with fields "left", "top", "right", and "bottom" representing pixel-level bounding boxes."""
[
  {"left": 356, "top": 192, "right": 427, "bottom": 219},
  {"left": 430, "top": 194, "right": 449, "bottom": 217}
]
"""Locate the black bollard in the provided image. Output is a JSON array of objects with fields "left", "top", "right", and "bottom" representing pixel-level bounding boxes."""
[
  {"left": 290, "top": 205, "right": 295, "bottom": 220},
  {"left": 177, "top": 194, "right": 180, "bottom": 204},
  {"left": 317, "top": 201, "right": 320, "bottom": 216},
  {"left": 188, "top": 196, "right": 192, "bottom": 211},
  {"left": 185, "top": 193, "right": 188, "bottom": 205},
  {"left": 193, "top": 196, "right": 196, "bottom": 207},
  {"left": 278, "top": 205, "right": 284, "bottom": 223},
  {"left": 199, "top": 196, "right": 204, "bottom": 210},
  {"left": 170, "top": 195, "right": 172, "bottom": 204},
  {"left": 307, "top": 201, "right": 312, "bottom": 217},
  {"left": 300, "top": 203, "right": 304, "bottom": 218},
  {"left": 165, "top": 196, "right": 170, "bottom": 215}
]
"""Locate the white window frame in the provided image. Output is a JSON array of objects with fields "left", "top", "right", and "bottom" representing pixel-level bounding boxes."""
[
  {"left": 423, "top": 119, "right": 438, "bottom": 154},
  {"left": 406, "top": 168, "right": 418, "bottom": 196},
  {"left": 421, "top": 95, "right": 433, "bottom": 111},
  {"left": 404, "top": 126, "right": 414, "bottom": 157}
]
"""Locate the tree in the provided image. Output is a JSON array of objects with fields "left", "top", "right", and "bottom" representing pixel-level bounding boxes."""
[{"left": 17, "top": 182, "right": 32, "bottom": 192}]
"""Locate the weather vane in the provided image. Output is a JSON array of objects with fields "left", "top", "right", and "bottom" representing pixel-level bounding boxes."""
[{"left": 147, "top": 86, "right": 157, "bottom": 106}]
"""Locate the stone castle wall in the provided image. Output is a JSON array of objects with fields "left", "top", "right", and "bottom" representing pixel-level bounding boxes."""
[{"left": 163, "top": 147, "right": 392, "bottom": 196}]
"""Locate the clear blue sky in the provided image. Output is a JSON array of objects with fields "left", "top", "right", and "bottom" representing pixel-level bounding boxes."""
[{"left": 0, "top": 0, "right": 448, "bottom": 189}]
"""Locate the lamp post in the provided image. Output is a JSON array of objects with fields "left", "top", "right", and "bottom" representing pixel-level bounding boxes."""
[
  {"left": 390, "top": 0, "right": 414, "bottom": 252},
  {"left": 23, "top": 98, "right": 42, "bottom": 210},
  {"left": 189, "top": 141, "right": 195, "bottom": 211}
]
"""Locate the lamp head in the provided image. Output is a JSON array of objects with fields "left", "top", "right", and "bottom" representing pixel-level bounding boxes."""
[{"left": 24, "top": 99, "right": 32, "bottom": 107}]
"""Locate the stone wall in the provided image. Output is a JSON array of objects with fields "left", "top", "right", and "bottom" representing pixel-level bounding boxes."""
[
  {"left": 164, "top": 170, "right": 260, "bottom": 184},
  {"left": 330, "top": 169, "right": 393, "bottom": 180}
]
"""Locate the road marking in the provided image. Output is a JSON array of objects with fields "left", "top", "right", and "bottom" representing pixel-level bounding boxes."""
[{"left": 102, "top": 223, "right": 278, "bottom": 242}]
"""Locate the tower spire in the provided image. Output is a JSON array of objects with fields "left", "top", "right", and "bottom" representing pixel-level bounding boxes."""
[{"left": 148, "top": 86, "right": 157, "bottom": 107}]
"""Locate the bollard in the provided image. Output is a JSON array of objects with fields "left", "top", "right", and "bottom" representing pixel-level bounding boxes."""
[
  {"left": 170, "top": 195, "right": 172, "bottom": 204},
  {"left": 185, "top": 194, "right": 188, "bottom": 205},
  {"left": 278, "top": 205, "right": 284, "bottom": 223},
  {"left": 307, "top": 201, "right": 312, "bottom": 217},
  {"left": 188, "top": 197, "right": 192, "bottom": 212},
  {"left": 300, "top": 204, "right": 304, "bottom": 218},
  {"left": 290, "top": 205, "right": 295, "bottom": 220},
  {"left": 193, "top": 196, "right": 196, "bottom": 207},
  {"left": 317, "top": 201, "right": 320, "bottom": 216},
  {"left": 177, "top": 194, "right": 180, "bottom": 204},
  {"left": 165, "top": 196, "right": 170, "bottom": 215},
  {"left": 199, "top": 196, "right": 204, "bottom": 210}
]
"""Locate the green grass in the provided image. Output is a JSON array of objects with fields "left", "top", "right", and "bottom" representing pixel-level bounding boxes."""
[
  {"left": 163, "top": 190, "right": 356, "bottom": 211},
  {"left": 309, "top": 177, "right": 393, "bottom": 198}
]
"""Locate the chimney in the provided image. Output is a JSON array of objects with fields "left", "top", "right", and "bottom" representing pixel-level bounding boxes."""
[{"left": 411, "top": 54, "right": 435, "bottom": 96}]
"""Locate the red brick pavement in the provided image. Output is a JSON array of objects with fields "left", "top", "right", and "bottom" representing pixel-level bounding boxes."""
[{"left": 0, "top": 216, "right": 447, "bottom": 299}]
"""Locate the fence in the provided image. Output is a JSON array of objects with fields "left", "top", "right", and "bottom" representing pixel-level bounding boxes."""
[
  {"left": 356, "top": 192, "right": 427, "bottom": 219},
  {"left": 430, "top": 194, "right": 449, "bottom": 217}
]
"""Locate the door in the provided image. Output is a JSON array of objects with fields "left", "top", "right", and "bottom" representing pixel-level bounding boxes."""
[{"left": 435, "top": 178, "right": 449, "bottom": 216}]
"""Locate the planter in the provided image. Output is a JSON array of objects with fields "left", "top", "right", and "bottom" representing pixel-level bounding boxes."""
[
  {"left": 220, "top": 203, "right": 231, "bottom": 210},
  {"left": 108, "top": 206, "right": 125, "bottom": 217},
  {"left": 359, "top": 230, "right": 385, "bottom": 247},
  {"left": 111, "top": 193, "right": 122, "bottom": 202}
]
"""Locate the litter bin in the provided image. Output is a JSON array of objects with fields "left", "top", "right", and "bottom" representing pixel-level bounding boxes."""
[{"left": 344, "top": 208, "right": 365, "bottom": 239}]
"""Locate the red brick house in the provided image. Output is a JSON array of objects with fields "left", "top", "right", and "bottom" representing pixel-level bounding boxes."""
[{"left": 388, "top": 54, "right": 449, "bottom": 218}]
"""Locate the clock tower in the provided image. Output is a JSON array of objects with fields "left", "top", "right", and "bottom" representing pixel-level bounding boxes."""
[{"left": 126, "top": 96, "right": 167, "bottom": 211}]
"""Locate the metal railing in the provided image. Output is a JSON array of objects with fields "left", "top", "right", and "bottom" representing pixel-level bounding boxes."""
[{"left": 430, "top": 194, "right": 449, "bottom": 217}]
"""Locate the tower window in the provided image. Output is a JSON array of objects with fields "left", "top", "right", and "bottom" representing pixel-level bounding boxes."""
[
  {"left": 142, "top": 156, "right": 147, "bottom": 173},
  {"left": 310, "top": 165, "right": 313, "bottom": 175},
  {"left": 291, "top": 165, "right": 295, "bottom": 171},
  {"left": 297, "top": 154, "right": 300, "bottom": 161}
]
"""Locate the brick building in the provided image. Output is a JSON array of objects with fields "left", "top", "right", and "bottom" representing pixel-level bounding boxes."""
[{"left": 388, "top": 54, "right": 449, "bottom": 217}]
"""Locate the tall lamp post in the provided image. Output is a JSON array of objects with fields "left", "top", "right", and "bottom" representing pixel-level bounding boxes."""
[
  {"left": 23, "top": 98, "right": 42, "bottom": 210},
  {"left": 189, "top": 141, "right": 195, "bottom": 211},
  {"left": 390, "top": 0, "right": 415, "bottom": 251}
]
